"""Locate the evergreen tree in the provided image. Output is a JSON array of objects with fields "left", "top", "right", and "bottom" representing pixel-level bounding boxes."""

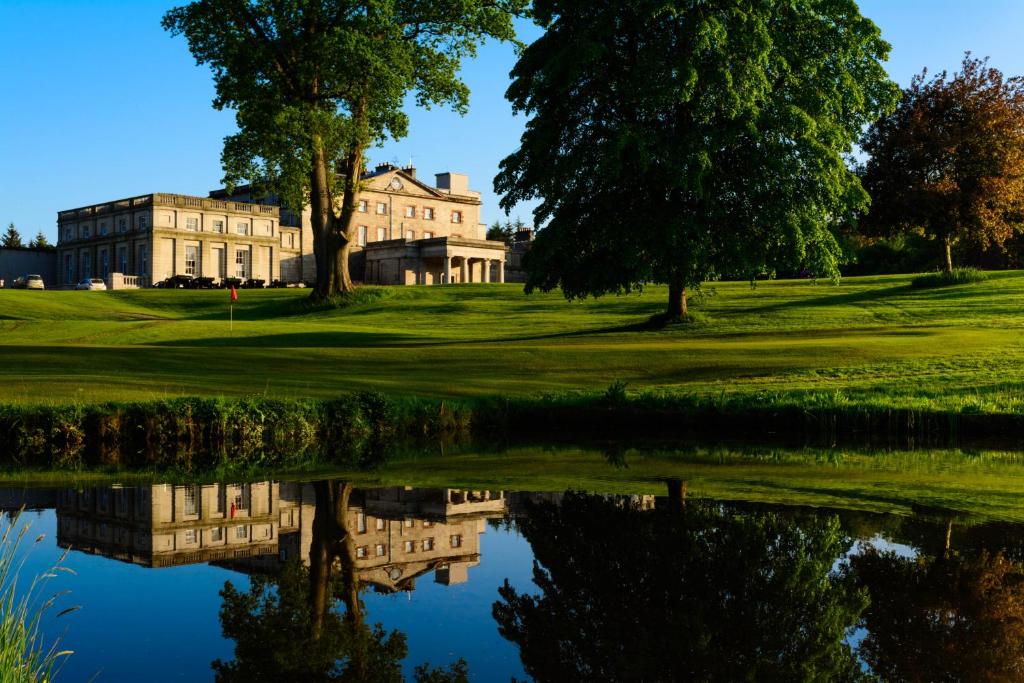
[{"left": 1, "top": 223, "right": 23, "bottom": 249}]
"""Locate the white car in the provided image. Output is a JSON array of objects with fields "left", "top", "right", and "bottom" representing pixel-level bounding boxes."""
[{"left": 76, "top": 278, "right": 107, "bottom": 291}]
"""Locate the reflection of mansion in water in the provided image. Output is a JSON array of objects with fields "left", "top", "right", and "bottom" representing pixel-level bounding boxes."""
[{"left": 56, "top": 483, "right": 507, "bottom": 588}]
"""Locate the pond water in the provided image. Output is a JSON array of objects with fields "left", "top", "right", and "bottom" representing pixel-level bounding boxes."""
[{"left": 3, "top": 476, "right": 1024, "bottom": 681}]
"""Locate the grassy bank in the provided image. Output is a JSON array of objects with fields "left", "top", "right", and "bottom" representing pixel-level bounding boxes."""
[
  {"left": 4, "top": 445, "right": 1024, "bottom": 523},
  {"left": 1, "top": 272, "right": 1023, "bottom": 419},
  {"left": 2, "top": 390, "right": 1024, "bottom": 472}
]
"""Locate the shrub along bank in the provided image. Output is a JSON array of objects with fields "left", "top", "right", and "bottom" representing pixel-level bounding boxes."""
[{"left": 4, "top": 389, "right": 1024, "bottom": 472}]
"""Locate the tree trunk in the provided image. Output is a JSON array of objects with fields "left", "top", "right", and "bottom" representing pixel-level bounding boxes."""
[
  {"left": 943, "top": 237, "right": 954, "bottom": 274},
  {"left": 308, "top": 480, "right": 362, "bottom": 642},
  {"left": 309, "top": 480, "right": 335, "bottom": 640},
  {"left": 332, "top": 482, "right": 362, "bottom": 626},
  {"left": 310, "top": 136, "right": 345, "bottom": 299},
  {"left": 664, "top": 478, "right": 687, "bottom": 512},
  {"left": 666, "top": 283, "right": 688, "bottom": 321},
  {"left": 309, "top": 97, "right": 368, "bottom": 300}
]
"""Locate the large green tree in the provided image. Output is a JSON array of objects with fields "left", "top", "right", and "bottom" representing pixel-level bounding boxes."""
[
  {"left": 494, "top": 492, "right": 870, "bottom": 682},
  {"left": 496, "top": 0, "right": 897, "bottom": 320},
  {"left": 163, "top": 0, "right": 523, "bottom": 300},
  {"left": 860, "top": 54, "right": 1024, "bottom": 273}
]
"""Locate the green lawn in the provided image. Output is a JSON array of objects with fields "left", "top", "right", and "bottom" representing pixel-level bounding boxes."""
[
  {"left": 6, "top": 446, "right": 1024, "bottom": 522},
  {"left": 2, "top": 273, "right": 1024, "bottom": 410}
]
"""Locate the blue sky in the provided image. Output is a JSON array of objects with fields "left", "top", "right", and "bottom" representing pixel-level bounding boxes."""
[{"left": 2, "top": 0, "right": 1024, "bottom": 241}]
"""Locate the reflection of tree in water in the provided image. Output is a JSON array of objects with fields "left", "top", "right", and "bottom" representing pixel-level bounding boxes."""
[
  {"left": 849, "top": 527, "right": 1024, "bottom": 683},
  {"left": 494, "top": 491, "right": 869, "bottom": 682},
  {"left": 213, "top": 480, "right": 468, "bottom": 682}
]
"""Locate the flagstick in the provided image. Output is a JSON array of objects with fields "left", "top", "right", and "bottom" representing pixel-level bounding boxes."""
[{"left": 230, "top": 303, "right": 233, "bottom": 333}]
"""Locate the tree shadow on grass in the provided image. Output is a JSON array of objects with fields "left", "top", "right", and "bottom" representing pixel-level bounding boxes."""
[
  {"left": 745, "top": 281, "right": 1002, "bottom": 316},
  {"left": 146, "top": 320, "right": 663, "bottom": 348},
  {"left": 149, "top": 330, "right": 426, "bottom": 348}
]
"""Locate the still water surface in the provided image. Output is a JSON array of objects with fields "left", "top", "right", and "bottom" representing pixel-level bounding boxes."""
[{"left": 4, "top": 479, "right": 1022, "bottom": 681}]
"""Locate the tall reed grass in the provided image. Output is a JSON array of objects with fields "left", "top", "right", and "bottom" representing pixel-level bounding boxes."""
[{"left": 0, "top": 511, "right": 76, "bottom": 683}]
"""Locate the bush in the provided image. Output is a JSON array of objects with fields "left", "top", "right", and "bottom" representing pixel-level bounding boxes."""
[{"left": 911, "top": 267, "right": 988, "bottom": 289}]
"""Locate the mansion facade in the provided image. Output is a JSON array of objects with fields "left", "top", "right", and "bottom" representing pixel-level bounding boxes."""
[
  {"left": 212, "top": 163, "right": 508, "bottom": 285},
  {"left": 56, "top": 193, "right": 293, "bottom": 288},
  {"left": 55, "top": 164, "right": 509, "bottom": 288}
]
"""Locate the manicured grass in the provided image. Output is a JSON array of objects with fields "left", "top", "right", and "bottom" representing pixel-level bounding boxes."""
[
  {"left": 5, "top": 445, "right": 1024, "bottom": 522},
  {"left": 1, "top": 273, "right": 1023, "bottom": 413}
]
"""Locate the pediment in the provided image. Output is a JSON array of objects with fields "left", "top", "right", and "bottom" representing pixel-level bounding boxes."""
[{"left": 363, "top": 169, "right": 445, "bottom": 199}]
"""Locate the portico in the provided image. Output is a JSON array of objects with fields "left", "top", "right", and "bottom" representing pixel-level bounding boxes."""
[{"left": 364, "top": 236, "right": 506, "bottom": 285}]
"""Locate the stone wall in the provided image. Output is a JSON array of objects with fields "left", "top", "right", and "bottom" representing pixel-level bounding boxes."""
[{"left": 0, "top": 248, "right": 57, "bottom": 288}]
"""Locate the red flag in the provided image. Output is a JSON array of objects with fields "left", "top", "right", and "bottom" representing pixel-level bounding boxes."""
[{"left": 230, "top": 286, "right": 238, "bottom": 302}]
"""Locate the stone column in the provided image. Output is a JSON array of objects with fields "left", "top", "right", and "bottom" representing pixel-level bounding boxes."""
[
  {"left": 443, "top": 257, "right": 450, "bottom": 284},
  {"left": 201, "top": 240, "right": 214, "bottom": 278},
  {"left": 483, "top": 259, "right": 491, "bottom": 283},
  {"left": 498, "top": 259, "right": 505, "bottom": 283},
  {"left": 174, "top": 238, "right": 186, "bottom": 277},
  {"left": 458, "top": 257, "right": 466, "bottom": 284}
]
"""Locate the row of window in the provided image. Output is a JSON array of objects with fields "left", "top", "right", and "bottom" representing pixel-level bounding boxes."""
[
  {"left": 65, "top": 216, "right": 271, "bottom": 241},
  {"left": 182, "top": 525, "right": 254, "bottom": 544},
  {"left": 65, "top": 246, "right": 148, "bottom": 283},
  {"left": 357, "top": 200, "right": 462, "bottom": 223},
  {"left": 181, "top": 217, "right": 263, "bottom": 236},
  {"left": 66, "top": 215, "right": 149, "bottom": 241},
  {"left": 356, "top": 513, "right": 435, "bottom": 533},
  {"left": 182, "top": 247, "right": 251, "bottom": 278},
  {"left": 355, "top": 226, "right": 454, "bottom": 247},
  {"left": 64, "top": 246, "right": 252, "bottom": 281},
  {"left": 354, "top": 534, "right": 461, "bottom": 559}
]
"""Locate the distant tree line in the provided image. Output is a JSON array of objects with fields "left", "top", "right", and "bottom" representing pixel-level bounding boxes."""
[
  {"left": 2, "top": 223, "right": 51, "bottom": 250},
  {"left": 486, "top": 218, "right": 528, "bottom": 245}
]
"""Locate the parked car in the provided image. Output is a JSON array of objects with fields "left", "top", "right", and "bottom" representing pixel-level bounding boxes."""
[
  {"left": 12, "top": 274, "right": 45, "bottom": 290},
  {"left": 75, "top": 278, "right": 107, "bottom": 291},
  {"left": 158, "top": 274, "right": 195, "bottom": 289}
]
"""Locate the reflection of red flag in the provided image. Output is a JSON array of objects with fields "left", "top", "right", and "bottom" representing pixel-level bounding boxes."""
[
  {"left": 230, "top": 502, "right": 236, "bottom": 519},
  {"left": 230, "top": 286, "right": 238, "bottom": 302}
]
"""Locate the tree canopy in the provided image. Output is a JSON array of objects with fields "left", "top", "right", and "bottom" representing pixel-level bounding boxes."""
[
  {"left": 850, "top": 546, "right": 1024, "bottom": 682},
  {"left": 213, "top": 480, "right": 469, "bottom": 682},
  {"left": 486, "top": 218, "right": 525, "bottom": 245},
  {"left": 27, "top": 231, "right": 50, "bottom": 249},
  {"left": 2, "top": 223, "right": 23, "bottom": 249},
  {"left": 860, "top": 54, "right": 1024, "bottom": 273},
  {"left": 163, "top": 0, "right": 524, "bottom": 299},
  {"left": 493, "top": 492, "right": 869, "bottom": 682},
  {"left": 496, "top": 0, "right": 898, "bottom": 319}
]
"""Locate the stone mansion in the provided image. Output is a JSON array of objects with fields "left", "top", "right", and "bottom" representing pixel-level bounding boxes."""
[{"left": 55, "top": 164, "right": 510, "bottom": 288}]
